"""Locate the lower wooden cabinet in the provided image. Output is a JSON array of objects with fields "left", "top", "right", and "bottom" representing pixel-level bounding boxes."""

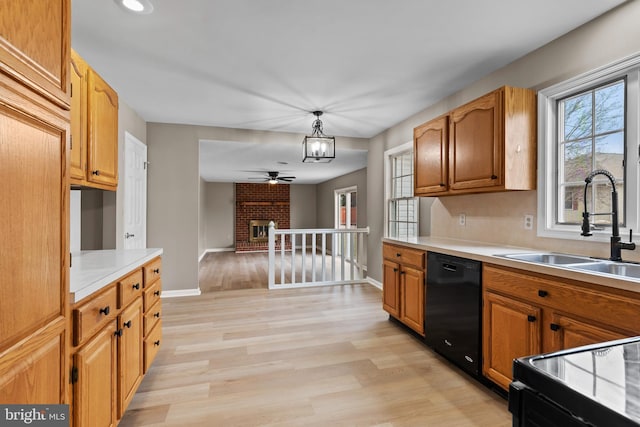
[
  {"left": 382, "top": 243, "right": 425, "bottom": 336},
  {"left": 73, "top": 320, "right": 117, "bottom": 427},
  {"left": 118, "top": 298, "right": 143, "bottom": 418},
  {"left": 482, "top": 264, "right": 640, "bottom": 390},
  {"left": 70, "top": 256, "right": 162, "bottom": 426}
]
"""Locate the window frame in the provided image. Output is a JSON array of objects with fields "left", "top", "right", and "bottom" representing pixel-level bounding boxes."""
[
  {"left": 384, "top": 141, "right": 419, "bottom": 239},
  {"left": 537, "top": 53, "right": 640, "bottom": 242}
]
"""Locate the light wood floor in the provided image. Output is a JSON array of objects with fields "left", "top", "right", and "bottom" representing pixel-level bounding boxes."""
[{"left": 120, "top": 254, "right": 510, "bottom": 426}]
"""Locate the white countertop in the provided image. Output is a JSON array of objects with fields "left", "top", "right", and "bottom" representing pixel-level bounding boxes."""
[
  {"left": 70, "top": 248, "right": 163, "bottom": 303},
  {"left": 383, "top": 236, "right": 640, "bottom": 294}
]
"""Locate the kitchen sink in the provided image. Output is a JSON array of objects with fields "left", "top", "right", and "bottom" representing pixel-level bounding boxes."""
[
  {"left": 570, "top": 262, "right": 640, "bottom": 279},
  {"left": 498, "top": 253, "right": 596, "bottom": 265}
]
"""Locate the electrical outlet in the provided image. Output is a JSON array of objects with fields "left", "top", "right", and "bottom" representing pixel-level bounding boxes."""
[
  {"left": 459, "top": 214, "right": 466, "bottom": 226},
  {"left": 524, "top": 214, "right": 534, "bottom": 230}
]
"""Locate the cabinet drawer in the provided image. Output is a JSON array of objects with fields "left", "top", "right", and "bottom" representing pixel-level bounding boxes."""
[
  {"left": 144, "top": 320, "right": 162, "bottom": 373},
  {"left": 483, "top": 264, "right": 640, "bottom": 334},
  {"left": 73, "top": 285, "right": 118, "bottom": 346},
  {"left": 144, "top": 300, "right": 162, "bottom": 336},
  {"left": 143, "top": 279, "right": 161, "bottom": 312},
  {"left": 118, "top": 269, "right": 143, "bottom": 309},
  {"left": 383, "top": 244, "right": 425, "bottom": 269},
  {"left": 143, "top": 257, "right": 162, "bottom": 287}
]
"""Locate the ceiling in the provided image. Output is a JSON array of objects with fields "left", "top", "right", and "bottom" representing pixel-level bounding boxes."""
[{"left": 71, "top": 0, "right": 626, "bottom": 184}]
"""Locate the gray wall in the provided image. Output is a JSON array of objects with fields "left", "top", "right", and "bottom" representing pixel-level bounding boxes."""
[
  {"left": 203, "top": 182, "right": 235, "bottom": 250},
  {"left": 290, "top": 184, "right": 317, "bottom": 230},
  {"left": 198, "top": 176, "right": 207, "bottom": 257},
  {"left": 316, "top": 168, "right": 367, "bottom": 229},
  {"left": 366, "top": 1, "right": 640, "bottom": 282}
]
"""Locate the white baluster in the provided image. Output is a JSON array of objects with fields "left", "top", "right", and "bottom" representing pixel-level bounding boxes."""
[
  {"left": 311, "top": 233, "right": 317, "bottom": 282},
  {"left": 268, "top": 221, "right": 275, "bottom": 289},
  {"left": 301, "top": 233, "right": 306, "bottom": 284}
]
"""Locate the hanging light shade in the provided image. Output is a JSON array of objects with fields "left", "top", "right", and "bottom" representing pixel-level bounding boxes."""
[{"left": 302, "top": 111, "right": 335, "bottom": 163}]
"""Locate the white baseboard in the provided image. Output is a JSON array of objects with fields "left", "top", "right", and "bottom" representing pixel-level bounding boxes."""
[
  {"left": 367, "top": 277, "right": 382, "bottom": 290},
  {"left": 199, "top": 247, "right": 235, "bottom": 262},
  {"left": 161, "top": 288, "right": 202, "bottom": 298}
]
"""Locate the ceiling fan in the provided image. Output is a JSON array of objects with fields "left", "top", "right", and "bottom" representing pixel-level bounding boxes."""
[{"left": 249, "top": 171, "right": 296, "bottom": 184}]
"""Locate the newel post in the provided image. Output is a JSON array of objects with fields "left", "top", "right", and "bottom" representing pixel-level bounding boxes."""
[{"left": 268, "top": 221, "right": 275, "bottom": 288}]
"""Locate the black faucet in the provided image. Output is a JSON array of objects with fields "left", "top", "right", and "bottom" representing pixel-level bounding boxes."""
[{"left": 581, "top": 169, "right": 635, "bottom": 261}]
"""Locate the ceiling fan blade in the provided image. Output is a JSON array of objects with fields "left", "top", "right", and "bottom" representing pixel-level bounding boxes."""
[
  {"left": 279, "top": 178, "right": 293, "bottom": 182},
  {"left": 279, "top": 176, "right": 296, "bottom": 180}
]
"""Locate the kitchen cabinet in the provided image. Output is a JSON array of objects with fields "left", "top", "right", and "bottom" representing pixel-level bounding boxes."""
[
  {"left": 70, "top": 256, "right": 162, "bottom": 425},
  {"left": 414, "top": 115, "right": 448, "bottom": 195},
  {"left": 0, "top": 0, "right": 70, "bottom": 406},
  {"left": 70, "top": 49, "right": 119, "bottom": 190},
  {"left": 482, "top": 264, "right": 640, "bottom": 390},
  {"left": 382, "top": 243, "right": 425, "bottom": 336},
  {"left": 413, "top": 86, "right": 536, "bottom": 197}
]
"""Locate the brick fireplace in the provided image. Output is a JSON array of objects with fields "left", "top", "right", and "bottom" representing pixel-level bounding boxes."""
[{"left": 235, "top": 183, "right": 290, "bottom": 252}]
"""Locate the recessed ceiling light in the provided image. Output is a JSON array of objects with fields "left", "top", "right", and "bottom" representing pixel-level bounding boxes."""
[{"left": 114, "top": 0, "right": 154, "bottom": 14}]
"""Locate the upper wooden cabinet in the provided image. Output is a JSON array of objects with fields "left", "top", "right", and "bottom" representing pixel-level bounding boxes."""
[
  {"left": 413, "top": 86, "right": 536, "bottom": 197},
  {"left": 0, "top": 0, "right": 70, "bottom": 108},
  {"left": 70, "top": 49, "right": 119, "bottom": 190},
  {"left": 414, "top": 115, "right": 448, "bottom": 196}
]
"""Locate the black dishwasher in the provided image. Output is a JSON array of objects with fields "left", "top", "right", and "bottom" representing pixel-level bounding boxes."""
[{"left": 426, "top": 251, "right": 482, "bottom": 377}]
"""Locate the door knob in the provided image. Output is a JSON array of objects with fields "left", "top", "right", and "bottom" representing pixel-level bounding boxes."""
[{"left": 125, "top": 232, "right": 135, "bottom": 239}]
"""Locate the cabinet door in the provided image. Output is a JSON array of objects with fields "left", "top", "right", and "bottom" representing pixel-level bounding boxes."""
[
  {"left": 382, "top": 259, "right": 401, "bottom": 317},
  {"left": 449, "top": 90, "right": 503, "bottom": 191},
  {"left": 0, "top": 0, "right": 70, "bottom": 106},
  {"left": 87, "top": 69, "right": 118, "bottom": 188},
  {"left": 118, "top": 298, "right": 143, "bottom": 418},
  {"left": 400, "top": 266, "right": 425, "bottom": 336},
  {"left": 70, "top": 50, "right": 88, "bottom": 181},
  {"left": 73, "top": 321, "right": 117, "bottom": 427},
  {"left": 414, "top": 115, "right": 448, "bottom": 195},
  {"left": 483, "top": 291, "right": 541, "bottom": 390},
  {"left": 549, "top": 313, "right": 628, "bottom": 353}
]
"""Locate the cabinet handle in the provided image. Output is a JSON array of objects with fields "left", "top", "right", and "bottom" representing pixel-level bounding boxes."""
[
  {"left": 527, "top": 315, "right": 536, "bottom": 322},
  {"left": 154, "top": 312, "right": 160, "bottom": 318},
  {"left": 550, "top": 323, "right": 560, "bottom": 331},
  {"left": 400, "top": 271, "right": 406, "bottom": 275},
  {"left": 123, "top": 320, "right": 132, "bottom": 329},
  {"left": 132, "top": 283, "right": 140, "bottom": 290},
  {"left": 99, "top": 306, "right": 110, "bottom": 316},
  {"left": 114, "top": 329, "right": 123, "bottom": 337},
  {"left": 154, "top": 290, "right": 160, "bottom": 296},
  {"left": 92, "top": 170, "right": 100, "bottom": 176},
  {"left": 538, "top": 290, "right": 548, "bottom": 297},
  {"left": 153, "top": 268, "right": 160, "bottom": 274},
  {"left": 154, "top": 340, "right": 160, "bottom": 346},
  {"left": 491, "top": 175, "right": 498, "bottom": 180}
]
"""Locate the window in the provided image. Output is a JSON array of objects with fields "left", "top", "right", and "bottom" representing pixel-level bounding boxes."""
[
  {"left": 385, "top": 142, "right": 418, "bottom": 239},
  {"left": 538, "top": 55, "right": 640, "bottom": 241}
]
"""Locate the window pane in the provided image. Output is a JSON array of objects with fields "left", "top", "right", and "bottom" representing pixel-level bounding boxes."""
[
  {"left": 559, "top": 184, "right": 583, "bottom": 224},
  {"left": 564, "top": 92, "right": 593, "bottom": 141},
  {"left": 595, "top": 81, "right": 624, "bottom": 134},
  {"left": 389, "top": 201, "right": 396, "bottom": 221},
  {"left": 394, "top": 177, "right": 401, "bottom": 198},
  {"left": 595, "top": 132, "right": 624, "bottom": 177},
  {"left": 401, "top": 176, "right": 412, "bottom": 197},
  {"left": 563, "top": 139, "right": 592, "bottom": 183},
  {"left": 592, "top": 182, "right": 613, "bottom": 226}
]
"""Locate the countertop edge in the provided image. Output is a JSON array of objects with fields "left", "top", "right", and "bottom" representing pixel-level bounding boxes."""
[
  {"left": 383, "top": 237, "right": 640, "bottom": 294},
  {"left": 70, "top": 248, "right": 164, "bottom": 304}
]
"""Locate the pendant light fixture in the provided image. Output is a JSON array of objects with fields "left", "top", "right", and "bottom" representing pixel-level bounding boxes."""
[{"left": 302, "top": 111, "right": 335, "bottom": 163}]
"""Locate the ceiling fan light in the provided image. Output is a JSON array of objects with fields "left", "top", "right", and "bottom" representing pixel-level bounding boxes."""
[{"left": 268, "top": 179, "right": 278, "bottom": 185}]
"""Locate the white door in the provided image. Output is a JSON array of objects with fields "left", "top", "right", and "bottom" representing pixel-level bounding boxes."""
[{"left": 123, "top": 132, "right": 147, "bottom": 249}]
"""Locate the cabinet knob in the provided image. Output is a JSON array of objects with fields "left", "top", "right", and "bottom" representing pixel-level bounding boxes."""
[
  {"left": 153, "top": 268, "right": 160, "bottom": 274},
  {"left": 154, "top": 290, "right": 160, "bottom": 296},
  {"left": 491, "top": 175, "right": 498, "bottom": 180},
  {"left": 550, "top": 323, "right": 560, "bottom": 331},
  {"left": 396, "top": 253, "right": 401, "bottom": 257},
  {"left": 132, "top": 283, "right": 140, "bottom": 290},
  {"left": 154, "top": 312, "right": 160, "bottom": 318},
  {"left": 92, "top": 170, "right": 100, "bottom": 176},
  {"left": 393, "top": 268, "right": 398, "bottom": 272},
  {"left": 400, "top": 271, "right": 406, "bottom": 275},
  {"left": 527, "top": 315, "right": 536, "bottom": 322},
  {"left": 154, "top": 340, "right": 160, "bottom": 346},
  {"left": 114, "top": 329, "right": 123, "bottom": 337},
  {"left": 439, "top": 183, "right": 445, "bottom": 187},
  {"left": 538, "top": 290, "right": 548, "bottom": 297},
  {"left": 123, "top": 320, "right": 132, "bottom": 329},
  {"left": 99, "top": 306, "right": 110, "bottom": 316}
]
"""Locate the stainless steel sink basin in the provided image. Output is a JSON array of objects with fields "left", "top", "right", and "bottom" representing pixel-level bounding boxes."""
[
  {"left": 570, "top": 262, "right": 640, "bottom": 279},
  {"left": 499, "top": 253, "right": 596, "bottom": 265}
]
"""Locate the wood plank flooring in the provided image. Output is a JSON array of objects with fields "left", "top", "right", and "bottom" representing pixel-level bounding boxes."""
[{"left": 120, "top": 253, "right": 510, "bottom": 426}]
